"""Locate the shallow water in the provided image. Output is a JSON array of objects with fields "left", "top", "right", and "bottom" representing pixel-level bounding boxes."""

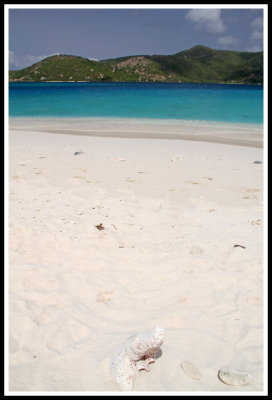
[{"left": 9, "top": 82, "right": 263, "bottom": 124}]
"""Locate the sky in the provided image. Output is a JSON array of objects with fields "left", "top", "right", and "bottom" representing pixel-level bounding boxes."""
[{"left": 7, "top": 5, "right": 265, "bottom": 70}]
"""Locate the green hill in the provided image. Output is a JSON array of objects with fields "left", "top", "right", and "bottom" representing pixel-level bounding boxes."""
[{"left": 9, "top": 45, "right": 263, "bottom": 84}]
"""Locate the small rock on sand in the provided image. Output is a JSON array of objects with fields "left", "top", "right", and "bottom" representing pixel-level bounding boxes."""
[
  {"left": 218, "top": 368, "right": 253, "bottom": 386},
  {"left": 181, "top": 361, "right": 202, "bottom": 380},
  {"left": 96, "top": 291, "right": 114, "bottom": 304}
]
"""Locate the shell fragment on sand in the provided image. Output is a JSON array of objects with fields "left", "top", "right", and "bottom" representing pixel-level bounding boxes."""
[
  {"left": 181, "top": 361, "right": 202, "bottom": 380},
  {"left": 218, "top": 368, "right": 253, "bottom": 386}
]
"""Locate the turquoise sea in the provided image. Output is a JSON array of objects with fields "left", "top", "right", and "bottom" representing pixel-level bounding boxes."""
[{"left": 9, "top": 82, "right": 263, "bottom": 124}]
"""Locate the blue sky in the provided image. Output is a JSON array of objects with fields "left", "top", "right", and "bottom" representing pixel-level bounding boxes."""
[{"left": 8, "top": 6, "right": 265, "bottom": 70}]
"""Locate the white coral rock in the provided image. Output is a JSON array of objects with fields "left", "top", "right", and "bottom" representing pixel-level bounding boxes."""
[{"left": 110, "top": 326, "right": 165, "bottom": 391}]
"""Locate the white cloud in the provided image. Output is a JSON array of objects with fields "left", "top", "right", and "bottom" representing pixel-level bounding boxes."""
[
  {"left": 249, "top": 16, "right": 263, "bottom": 43},
  {"left": 250, "top": 17, "right": 263, "bottom": 30},
  {"left": 217, "top": 36, "right": 239, "bottom": 49},
  {"left": 246, "top": 44, "right": 263, "bottom": 52},
  {"left": 9, "top": 50, "right": 16, "bottom": 67},
  {"left": 250, "top": 30, "right": 263, "bottom": 41},
  {"left": 9, "top": 51, "right": 59, "bottom": 70},
  {"left": 131, "top": 10, "right": 141, "bottom": 16},
  {"left": 88, "top": 57, "right": 99, "bottom": 62},
  {"left": 185, "top": 9, "right": 226, "bottom": 34}
]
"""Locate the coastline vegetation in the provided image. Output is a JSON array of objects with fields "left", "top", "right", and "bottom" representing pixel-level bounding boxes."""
[{"left": 9, "top": 45, "right": 263, "bottom": 84}]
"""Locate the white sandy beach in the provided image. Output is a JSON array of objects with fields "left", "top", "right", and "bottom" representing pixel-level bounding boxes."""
[{"left": 8, "top": 118, "right": 265, "bottom": 393}]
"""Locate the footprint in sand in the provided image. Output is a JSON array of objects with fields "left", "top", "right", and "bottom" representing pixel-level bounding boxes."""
[
  {"left": 23, "top": 276, "right": 59, "bottom": 293},
  {"left": 34, "top": 305, "right": 62, "bottom": 325},
  {"left": 237, "top": 327, "right": 263, "bottom": 350},
  {"left": 242, "top": 347, "right": 263, "bottom": 364},
  {"left": 46, "top": 318, "right": 93, "bottom": 353}
]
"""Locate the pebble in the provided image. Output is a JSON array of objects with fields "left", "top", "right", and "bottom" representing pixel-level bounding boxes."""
[
  {"left": 218, "top": 368, "right": 253, "bottom": 386},
  {"left": 181, "top": 361, "right": 202, "bottom": 380}
]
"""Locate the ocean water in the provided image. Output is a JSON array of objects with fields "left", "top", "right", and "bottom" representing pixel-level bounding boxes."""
[{"left": 9, "top": 82, "right": 263, "bottom": 124}]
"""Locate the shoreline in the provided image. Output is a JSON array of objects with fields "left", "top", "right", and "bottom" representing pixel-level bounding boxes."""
[
  {"left": 9, "top": 81, "right": 263, "bottom": 85},
  {"left": 9, "top": 117, "right": 263, "bottom": 148}
]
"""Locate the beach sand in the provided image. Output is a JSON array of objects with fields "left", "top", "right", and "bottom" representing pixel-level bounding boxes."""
[{"left": 8, "top": 118, "right": 265, "bottom": 393}]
